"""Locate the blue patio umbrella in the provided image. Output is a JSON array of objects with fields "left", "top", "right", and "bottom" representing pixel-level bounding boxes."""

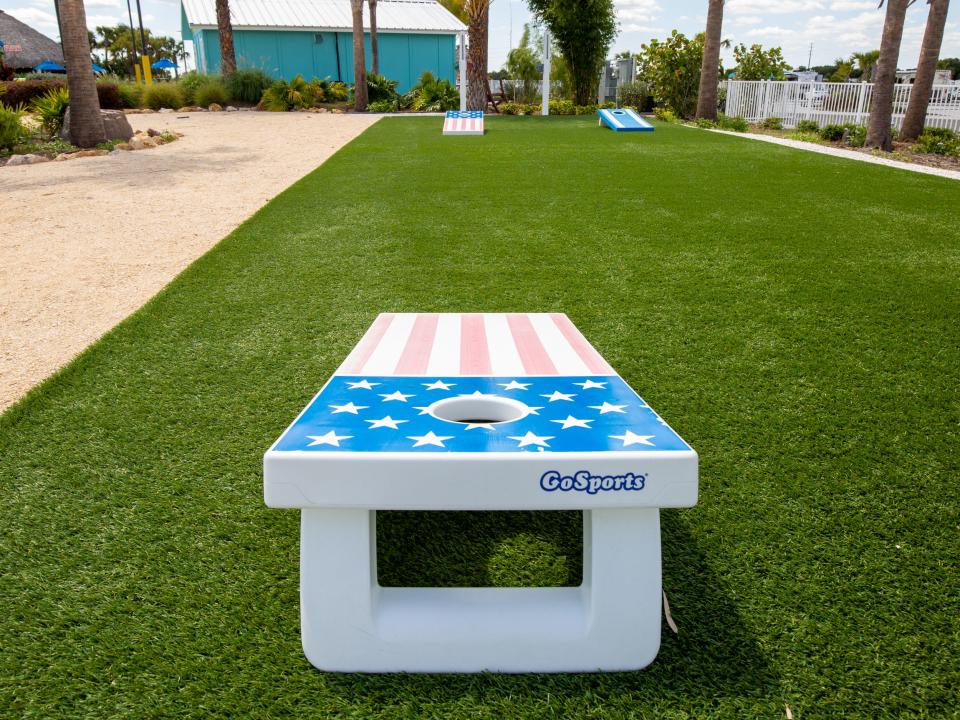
[
  {"left": 92, "top": 63, "right": 106, "bottom": 73},
  {"left": 151, "top": 58, "right": 177, "bottom": 70},
  {"left": 34, "top": 60, "right": 66, "bottom": 72}
]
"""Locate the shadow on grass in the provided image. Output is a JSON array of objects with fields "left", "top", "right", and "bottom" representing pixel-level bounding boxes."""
[{"left": 324, "top": 510, "right": 778, "bottom": 705}]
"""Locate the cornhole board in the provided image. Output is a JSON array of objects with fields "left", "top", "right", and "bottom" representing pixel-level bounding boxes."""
[
  {"left": 598, "top": 107, "right": 654, "bottom": 132},
  {"left": 264, "top": 312, "right": 698, "bottom": 673},
  {"left": 443, "top": 110, "right": 484, "bottom": 135}
]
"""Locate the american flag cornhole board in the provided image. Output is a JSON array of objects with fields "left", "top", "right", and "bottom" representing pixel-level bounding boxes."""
[
  {"left": 443, "top": 110, "right": 484, "bottom": 135},
  {"left": 264, "top": 313, "right": 698, "bottom": 673}
]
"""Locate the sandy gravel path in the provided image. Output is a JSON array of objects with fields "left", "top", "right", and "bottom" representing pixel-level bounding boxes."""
[{"left": 0, "top": 111, "right": 378, "bottom": 411}]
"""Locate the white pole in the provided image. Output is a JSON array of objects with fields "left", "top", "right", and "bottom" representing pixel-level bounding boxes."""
[
  {"left": 459, "top": 32, "right": 467, "bottom": 112},
  {"left": 541, "top": 29, "right": 551, "bottom": 116}
]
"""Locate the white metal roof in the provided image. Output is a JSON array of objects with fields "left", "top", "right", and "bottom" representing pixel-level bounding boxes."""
[{"left": 181, "top": 0, "right": 466, "bottom": 33}]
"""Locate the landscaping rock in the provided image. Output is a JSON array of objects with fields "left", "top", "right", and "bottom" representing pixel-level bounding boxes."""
[
  {"left": 226, "top": 105, "right": 238, "bottom": 112},
  {"left": 7, "top": 153, "right": 50, "bottom": 166},
  {"left": 54, "top": 153, "right": 71, "bottom": 161},
  {"left": 146, "top": 128, "right": 161, "bottom": 137},
  {"left": 129, "top": 137, "right": 146, "bottom": 150},
  {"left": 61, "top": 108, "right": 134, "bottom": 143},
  {"left": 140, "top": 137, "right": 158, "bottom": 148},
  {"left": 208, "top": 103, "right": 223, "bottom": 112},
  {"left": 178, "top": 106, "right": 192, "bottom": 113},
  {"left": 159, "top": 108, "right": 174, "bottom": 113},
  {"left": 109, "top": 148, "right": 122, "bottom": 156},
  {"left": 115, "top": 143, "right": 132, "bottom": 151},
  {"left": 71, "top": 149, "right": 107, "bottom": 158}
]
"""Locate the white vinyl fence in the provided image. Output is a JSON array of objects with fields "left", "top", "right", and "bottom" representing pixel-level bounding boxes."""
[{"left": 725, "top": 80, "right": 960, "bottom": 132}]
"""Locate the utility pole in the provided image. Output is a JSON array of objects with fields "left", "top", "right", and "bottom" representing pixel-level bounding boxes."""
[
  {"left": 125, "top": 0, "right": 141, "bottom": 82},
  {"left": 134, "top": 0, "right": 152, "bottom": 83}
]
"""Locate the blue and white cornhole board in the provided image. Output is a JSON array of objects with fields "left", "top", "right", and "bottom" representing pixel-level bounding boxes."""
[
  {"left": 443, "top": 110, "right": 484, "bottom": 136},
  {"left": 598, "top": 107, "right": 654, "bottom": 132},
  {"left": 264, "top": 313, "right": 698, "bottom": 673}
]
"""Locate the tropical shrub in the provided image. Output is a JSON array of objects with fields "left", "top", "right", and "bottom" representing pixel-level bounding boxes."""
[
  {"left": 789, "top": 130, "right": 820, "bottom": 142},
  {"left": 0, "top": 102, "right": 26, "bottom": 150},
  {"left": 913, "top": 127, "right": 960, "bottom": 156},
  {"left": 116, "top": 82, "right": 143, "bottom": 108},
  {"left": 759, "top": 116, "right": 783, "bottom": 130},
  {"left": 575, "top": 103, "right": 600, "bottom": 115},
  {"left": 716, "top": 113, "right": 748, "bottom": 132},
  {"left": 227, "top": 68, "right": 272, "bottom": 104},
  {"left": 845, "top": 124, "right": 866, "bottom": 147},
  {"left": 32, "top": 87, "right": 70, "bottom": 136},
  {"left": 500, "top": 102, "right": 540, "bottom": 115},
  {"left": 323, "top": 80, "right": 349, "bottom": 101},
  {"left": 795, "top": 119, "right": 819, "bottom": 133},
  {"left": 637, "top": 31, "right": 703, "bottom": 118},
  {"left": 732, "top": 43, "right": 789, "bottom": 81},
  {"left": 653, "top": 106, "right": 677, "bottom": 123},
  {"left": 177, "top": 72, "right": 216, "bottom": 105},
  {"left": 1, "top": 80, "right": 63, "bottom": 107},
  {"left": 548, "top": 99, "right": 575, "bottom": 115},
  {"left": 617, "top": 80, "right": 651, "bottom": 111},
  {"left": 367, "top": 99, "right": 398, "bottom": 112},
  {"left": 818, "top": 123, "right": 846, "bottom": 141},
  {"left": 143, "top": 83, "right": 185, "bottom": 110},
  {"left": 194, "top": 79, "right": 229, "bottom": 107},
  {"left": 366, "top": 73, "right": 400, "bottom": 103},
  {"left": 696, "top": 117, "right": 716, "bottom": 129},
  {"left": 406, "top": 72, "right": 459, "bottom": 112},
  {"left": 95, "top": 83, "right": 123, "bottom": 109},
  {"left": 503, "top": 24, "right": 542, "bottom": 103},
  {"left": 260, "top": 75, "right": 317, "bottom": 111}
]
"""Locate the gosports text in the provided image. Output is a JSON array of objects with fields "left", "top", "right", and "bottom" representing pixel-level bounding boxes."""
[{"left": 540, "top": 470, "right": 646, "bottom": 494}]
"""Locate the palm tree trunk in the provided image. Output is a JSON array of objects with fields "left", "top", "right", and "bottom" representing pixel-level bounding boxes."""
[
  {"left": 466, "top": 0, "right": 491, "bottom": 111},
  {"left": 215, "top": 0, "right": 236, "bottom": 76},
  {"left": 351, "top": 0, "right": 368, "bottom": 110},
  {"left": 368, "top": 0, "right": 379, "bottom": 76},
  {"left": 59, "top": 0, "right": 105, "bottom": 147},
  {"left": 865, "top": 0, "right": 911, "bottom": 150},
  {"left": 696, "top": 0, "right": 725, "bottom": 120},
  {"left": 899, "top": 0, "right": 949, "bottom": 141}
]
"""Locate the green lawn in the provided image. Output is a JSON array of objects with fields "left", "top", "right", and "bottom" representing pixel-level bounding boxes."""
[{"left": 2, "top": 117, "right": 958, "bottom": 719}]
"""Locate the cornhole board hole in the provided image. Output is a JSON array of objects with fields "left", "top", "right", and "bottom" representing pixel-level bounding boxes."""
[
  {"left": 443, "top": 110, "right": 484, "bottom": 135},
  {"left": 264, "top": 313, "right": 698, "bottom": 673},
  {"left": 598, "top": 108, "right": 654, "bottom": 132}
]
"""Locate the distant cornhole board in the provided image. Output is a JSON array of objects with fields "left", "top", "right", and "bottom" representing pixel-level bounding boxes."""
[
  {"left": 598, "top": 108, "right": 654, "bottom": 132},
  {"left": 443, "top": 110, "right": 484, "bottom": 136}
]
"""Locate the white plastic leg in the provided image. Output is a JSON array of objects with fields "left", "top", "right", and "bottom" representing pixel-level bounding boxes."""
[{"left": 299, "top": 507, "right": 662, "bottom": 672}]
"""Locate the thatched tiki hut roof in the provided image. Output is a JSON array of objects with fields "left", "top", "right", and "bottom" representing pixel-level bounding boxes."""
[{"left": 0, "top": 10, "right": 64, "bottom": 71}]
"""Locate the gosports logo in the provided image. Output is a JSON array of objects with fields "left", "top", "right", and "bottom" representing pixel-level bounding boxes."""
[{"left": 540, "top": 470, "right": 646, "bottom": 494}]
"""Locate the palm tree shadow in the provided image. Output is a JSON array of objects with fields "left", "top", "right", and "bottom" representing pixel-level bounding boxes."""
[{"left": 324, "top": 509, "right": 778, "bottom": 705}]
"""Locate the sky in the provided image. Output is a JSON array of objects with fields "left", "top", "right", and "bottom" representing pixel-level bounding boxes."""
[{"left": 4, "top": 0, "right": 960, "bottom": 73}]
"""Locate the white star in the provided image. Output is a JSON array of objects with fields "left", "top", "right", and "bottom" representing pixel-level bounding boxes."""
[
  {"left": 508, "top": 431, "right": 554, "bottom": 448},
  {"left": 346, "top": 379, "right": 380, "bottom": 390},
  {"left": 465, "top": 422, "right": 496, "bottom": 430},
  {"left": 610, "top": 430, "right": 656, "bottom": 447},
  {"left": 525, "top": 406, "right": 544, "bottom": 415},
  {"left": 366, "top": 415, "right": 408, "bottom": 429},
  {"left": 590, "top": 402, "right": 627, "bottom": 414},
  {"left": 306, "top": 430, "right": 352, "bottom": 447},
  {"left": 573, "top": 379, "right": 607, "bottom": 390},
  {"left": 412, "top": 405, "right": 433, "bottom": 415},
  {"left": 407, "top": 431, "right": 454, "bottom": 448},
  {"left": 423, "top": 380, "right": 456, "bottom": 390},
  {"left": 458, "top": 390, "right": 499, "bottom": 398},
  {"left": 541, "top": 391, "right": 576, "bottom": 402},
  {"left": 498, "top": 380, "right": 531, "bottom": 391},
  {"left": 550, "top": 415, "right": 593, "bottom": 429},
  {"left": 330, "top": 402, "right": 367, "bottom": 414},
  {"left": 379, "top": 391, "right": 415, "bottom": 402}
]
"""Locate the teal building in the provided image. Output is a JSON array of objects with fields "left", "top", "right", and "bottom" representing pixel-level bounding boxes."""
[{"left": 181, "top": 0, "right": 465, "bottom": 92}]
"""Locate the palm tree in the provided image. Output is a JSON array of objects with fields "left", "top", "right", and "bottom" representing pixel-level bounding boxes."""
[
  {"left": 696, "top": 0, "right": 725, "bottom": 120},
  {"left": 351, "top": 0, "right": 368, "bottom": 110},
  {"left": 59, "top": 0, "right": 105, "bottom": 147},
  {"left": 464, "top": 0, "right": 492, "bottom": 110},
  {"left": 865, "top": 0, "right": 915, "bottom": 151},
  {"left": 851, "top": 49, "right": 880, "bottom": 81},
  {"left": 368, "top": 0, "right": 379, "bottom": 76},
  {"left": 900, "top": 0, "right": 950, "bottom": 141},
  {"left": 215, "top": 0, "right": 236, "bottom": 76}
]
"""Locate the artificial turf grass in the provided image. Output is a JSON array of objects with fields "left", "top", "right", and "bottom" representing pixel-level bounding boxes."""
[{"left": 1, "top": 116, "right": 958, "bottom": 719}]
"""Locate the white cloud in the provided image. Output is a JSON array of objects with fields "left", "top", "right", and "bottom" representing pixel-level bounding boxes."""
[
  {"left": 86, "top": 13, "right": 124, "bottom": 30},
  {"left": 731, "top": 15, "right": 765, "bottom": 26},
  {"left": 728, "top": 0, "right": 824, "bottom": 15},
  {"left": 85, "top": 0, "right": 123, "bottom": 8},
  {"left": 615, "top": 0, "right": 662, "bottom": 34},
  {"left": 745, "top": 26, "right": 795, "bottom": 38},
  {"left": 5, "top": 6, "right": 58, "bottom": 30},
  {"left": 829, "top": 0, "right": 875, "bottom": 10}
]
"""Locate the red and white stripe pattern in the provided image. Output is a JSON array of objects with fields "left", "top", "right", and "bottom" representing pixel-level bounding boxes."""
[
  {"left": 442, "top": 111, "right": 484, "bottom": 136},
  {"left": 337, "top": 313, "right": 615, "bottom": 377}
]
